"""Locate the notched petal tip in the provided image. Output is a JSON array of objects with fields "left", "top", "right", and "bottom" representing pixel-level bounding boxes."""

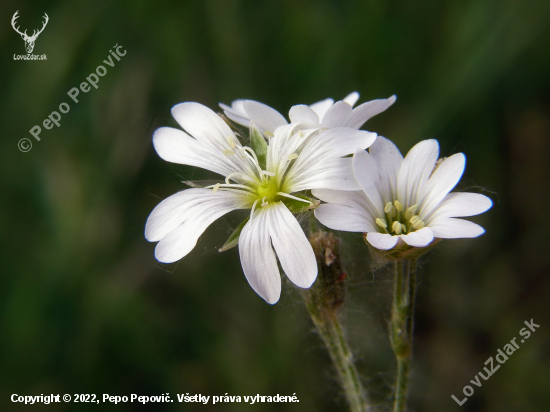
[
  {"left": 400, "top": 227, "right": 434, "bottom": 248},
  {"left": 343, "top": 91, "right": 360, "bottom": 106},
  {"left": 365, "top": 233, "right": 442, "bottom": 260},
  {"left": 366, "top": 232, "right": 399, "bottom": 250}
]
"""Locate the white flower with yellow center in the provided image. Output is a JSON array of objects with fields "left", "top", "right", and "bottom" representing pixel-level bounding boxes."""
[
  {"left": 313, "top": 137, "right": 492, "bottom": 251},
  {"left": 220, "top": 91, "right": 396, "bottom": 135},
  {"left": 145, "top": 102, "right": 376, "bottom": 303}
]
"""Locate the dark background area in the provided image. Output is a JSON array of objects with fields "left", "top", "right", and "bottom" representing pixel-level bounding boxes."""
[{"left": 1, "top": 0, "right": 549, "bottom": 411}]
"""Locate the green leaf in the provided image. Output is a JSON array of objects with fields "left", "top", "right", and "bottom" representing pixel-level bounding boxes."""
[
  {"left": 219, "top": 217, "right": 250, "bottom": 252},
  {"left": 250, "top": 123, "right": 267, "bottom": 169}
]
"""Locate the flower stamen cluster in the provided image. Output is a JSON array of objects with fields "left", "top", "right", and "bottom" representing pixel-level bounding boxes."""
[
  {"left": 204, "top": 139, "right": 311, "bottom": 220},
  {"left": 376, "top": 201, "right": 425, "bottom": 235}
]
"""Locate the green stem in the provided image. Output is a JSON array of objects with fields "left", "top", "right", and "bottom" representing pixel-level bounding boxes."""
[
  {"left": 306, "top": 228, "right": 369, "bottom": 411},
  {"left": 307, "top": 306, "right": 370, "bottom": 412},
  {"left": 391, "top": 259, "right": 418, "bottom": 412}
]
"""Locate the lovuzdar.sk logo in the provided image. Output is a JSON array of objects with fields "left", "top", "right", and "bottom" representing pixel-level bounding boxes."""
[{"left": 12, "top": 10, "right": 49, "bottom": 61}]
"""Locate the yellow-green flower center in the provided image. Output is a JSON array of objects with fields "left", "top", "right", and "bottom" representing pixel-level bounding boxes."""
[
  {"left": 256, "top": 179, "right": 280, "bottom": 203},
  {"left": 375, "top": 200, "right": 426, "bottom": 235},
  {"left": 206, "top": 139, "right": 312, "bottom": 218}
]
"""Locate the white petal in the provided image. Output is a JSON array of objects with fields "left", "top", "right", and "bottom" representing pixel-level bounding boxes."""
[
  {"left": 289, "top": 104, "right": 320, "bottom": 125},
  {"left": 268, "top": 203, "right": 317, "bottom": 288},
  {"left": 220, "top": 100, "right": 251, "bottom": 127},
  {"left": 309, "top": 98, "right": 334, "bottom": 121},
  {"left": 430, "top": 218, "right": 485, "bottom": 239},
  {"left": 343, "top": 95, "right": 397, "bottom": 129},
  {"left": 281, "top": 127, "right": 369, "bottom": 192},
  {"left": 153, "top": 127, "right": 238, "bottom": 176},
  {"left": 369, "top": 136, "right": 403, "bottom": 200},
  {"left": 315, "top": 204, "right": 377, "bottom": 233},
  {"left": 352, "top": 149, "right": 385, "bottom": 213},
  {"left": 312, "top": 188, "right": 380, "bottom": 224},
  {"left": 312, "top": 188, "right": 365, "bottom": 205},
  {"left": 419, "top": 153, "right": 466, "bottom": 217},
  {"left": 397, "top": 139, "right": 439, "bottom": 207},
  {"left": 287, "top": 157, "right": 360, "bottom": 192},
  {"left": 145, "top": 190, "right": 193, "bottom": 242},
  {"left": 243, "top": 101, "right": 288, "bottom": 134},
  {"left": 343, "top": 91, "right": 360, "bottom": 107},
  {"left": 153, "top": 189, "right": 249, "bottom": 263},
  {"left": 267, "top": 124, "right": 311, "bottom": 176},
  {"left": 145, "top": 188, "right": 250, "bottom": 242},
  {"left": 400, "top": 227, "right": 434, "bottom": 248},
  {"left": 171, "top": 102, "right": 234, "bottom": 147},
  {"left": 321, "top": 101, "right": 353, "bottom": 128},
  {"left": 239, "top": 207, "right": 281, "bottom": 304},
  {"left": 366, "top": 232, "right": 399, "bottom": 250},
  {"left": 427, "top": 192, "right": 492, "bottom": 222},
  {"left": 317, "top": 128, "right": 377, "bottom": 157},
  {"left": 283, "top": 128, "right": 376, "bottom": 192}
]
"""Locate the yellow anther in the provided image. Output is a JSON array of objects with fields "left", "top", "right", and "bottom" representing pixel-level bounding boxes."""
[
  {"left": 222, "top": 149, "right": 234, "bottom": 156},
  {"left": 412, "top": 219, "right": 425, "bottom": 230},
  {"left": 227, "top": 136, "right": 237, "bottom": 149},
  {"left": 384, "top": 202, "right": 394, "bottom": 214},
  {"left": 264, "top": 131, "right": 274, "bottom": 138},
  {"left": 409, "top": 215, "right": 420, "bottom": 225},
  {"left": 287, "top": 153, "right": 298, "bottom": 161},
  {"left": 401, "top": 223, "right": 407, "bottom": 233},
  {"left": 212, "top": 183, "right": 221, "bottom": 193},
  {"left": 376, "top": 218, "right": 387, "bottom": 229},
  {"left": 394, "top": 200, "right": 403, "bottom": 211},
  {"left": 392, "top": 221, "right": 403, "bottom": 235},
  {"left": 404, "top": 204, "right": 419, "bottom": 220}
]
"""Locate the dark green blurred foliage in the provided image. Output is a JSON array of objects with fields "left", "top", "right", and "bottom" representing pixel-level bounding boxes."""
[{"left": 1, "top": 0, "right": 549, "bottom": 410}]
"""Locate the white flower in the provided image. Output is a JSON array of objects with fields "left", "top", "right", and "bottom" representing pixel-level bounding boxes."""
[
  {"left": 220, "top": 91, "right": 396, "bottom": 136},
  {"left": 313, "top": 137, "right": 492, "bottom": 251},
  {"left": 145, "top": 102, "right": 377, "bottom": 303}
]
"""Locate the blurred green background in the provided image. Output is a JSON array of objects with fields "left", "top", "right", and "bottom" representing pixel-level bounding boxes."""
[{"left": 1, "top": 0, "right": 549, "bottom": 411}]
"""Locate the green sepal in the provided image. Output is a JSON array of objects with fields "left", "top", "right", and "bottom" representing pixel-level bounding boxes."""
[
  {"left": 219, "top": 217, "right": 250, "bottom": 252},
  {"left": 250, "top": 122, "right": 267, "bottom": 169},
  {"left": 281, "top": 193, "right": 320, "bottom": 214}
]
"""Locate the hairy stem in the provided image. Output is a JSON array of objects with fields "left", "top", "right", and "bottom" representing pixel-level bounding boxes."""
[
  {"left": 305, "top": 230, "right": 370, "bottom": 412},
  {"left": 306, "top": 302, "right": 370, "bottom": 412},
  {"left": 391, "top": 259, "right": 418, "bottom": 412}
]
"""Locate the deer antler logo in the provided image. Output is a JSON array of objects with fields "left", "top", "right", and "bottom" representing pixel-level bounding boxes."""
[{"left": 11, "top": 11, "right": 49, "bottom": 54}]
